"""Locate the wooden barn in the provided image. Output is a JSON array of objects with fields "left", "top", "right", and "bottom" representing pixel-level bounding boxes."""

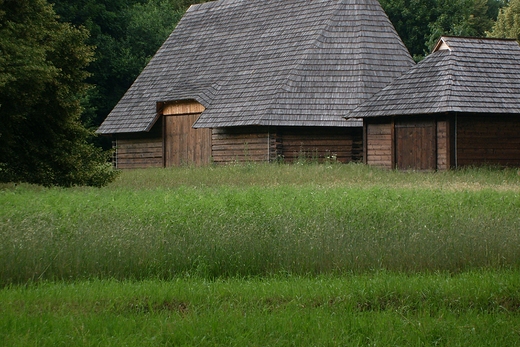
[
  {"left": 349, "top": 36, "right": 520, "bottom": 171},
  {"left": 96, "top": 0, "right": 414, "bottom": 168}
]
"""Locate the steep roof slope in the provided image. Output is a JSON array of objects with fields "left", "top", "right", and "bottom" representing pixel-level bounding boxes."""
[
  {"left": 97, "top": 0, "right": 414, "bottom": 134},
  {"left": 349, "top": 36, "right": 520, "bottom": 118}
]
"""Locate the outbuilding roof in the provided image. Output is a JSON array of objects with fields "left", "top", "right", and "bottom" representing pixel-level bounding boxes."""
[
  {"left": 349, "top": 36, "right": 520, "bottom": 118},
  {"left": 97, "top": 0, "right": 414, "bottom": 134}
]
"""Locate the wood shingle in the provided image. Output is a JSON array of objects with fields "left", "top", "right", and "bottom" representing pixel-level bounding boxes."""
[
  {"left": 349, "top": 36, "right": 520, "bottom": 118},
  {"left": 97, "top": 0, "right": 414, "bottom": 134}
]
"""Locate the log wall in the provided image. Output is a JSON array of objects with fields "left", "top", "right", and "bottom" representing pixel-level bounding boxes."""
[
  {"left": 113, "top": 122, "right": 163, "bottom": 169},
  {"left": 277, "top": 127, "right": 362, "bottom": 163},
  {"left": 365, "top": 121, "right": 393, "bottom": 168},
  {"left": 211, "top": 126, "right": 362, "bottom": 164},
  {"left": 211, "top": 127, "right": 275, "bottom": 164},
  {"left": 457, "top": 115, "right": 520, "bottom": 167}
]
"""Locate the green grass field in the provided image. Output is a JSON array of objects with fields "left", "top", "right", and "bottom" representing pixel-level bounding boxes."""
[{"left": 1, "top": 163, "right": 520, "bottom": 345}]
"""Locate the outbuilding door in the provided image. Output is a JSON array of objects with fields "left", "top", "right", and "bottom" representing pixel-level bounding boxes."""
[{"left": 395, "top": 119, "right": 436, "bottom": 170}]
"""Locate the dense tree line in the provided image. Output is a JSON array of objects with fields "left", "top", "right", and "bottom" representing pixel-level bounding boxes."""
[
  {"left": 1, "top": 0, "right": 519, "bottom": 187},
  {"left": 0, "top": 0, "right": 117, "bottom": 186},
  {"left": 381, "top": 0, "right": 507, "bottom": 59},
  {"left": 489, "top": 0, "right": 520, "bottom": 40},
  {"left": 50, "top": 0, "right": 193, "bottom": 128}
]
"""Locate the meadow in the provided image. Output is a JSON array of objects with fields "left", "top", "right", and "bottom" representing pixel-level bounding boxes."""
[{"left": 1, "top": 163, "right": 520, "bottom": 345}]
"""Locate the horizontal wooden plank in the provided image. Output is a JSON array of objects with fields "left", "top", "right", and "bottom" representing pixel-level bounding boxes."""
[
  {"left": 212, "top": 155, "right": 268, "bottom": 162},
  {"left": 282, "top": 140, "right": 354, "bottom": 147},
  {"left": 367, "top": 143, "right": 391, "bottom": 149},
  {"left": 367, "top": 150, "right": 392, "bottom": 156},
  {"left": 282, "top": 149, "right": 352, "bottom": 154},
  {"left": 367, "top": 125, "right": 392, "bottom": 135},
  {"left": 458, "top": 146, "right": 520, "bottom": 153},
  {"left": 282, "top": 143, "right": 354, "bottom": 149},
  {"left": 367, "top": 134, "right": 392, "bottom": 141},
  {"left": 116, "top": 146, "right": 162, "bottom": 153},
  {"left": 212, "top": 140, "right": 268, "bottom": 147},
  {"left": 162, "top": 101, "right": 205, "bottom": 115},
  {"left": 116, "top": 152, "right": 162, "bottom": 159},
  {"left": 213, "top": 133, "right": 268, "bottom": 140},
  {"left": 212, "top": 149, "right": 269, "bottom": 156},
  {"left": 117, "top": 157, "right": 162, "bottom": 164},
  {"left": 281, "top": 135, "right": 354, "bottom": 141}
]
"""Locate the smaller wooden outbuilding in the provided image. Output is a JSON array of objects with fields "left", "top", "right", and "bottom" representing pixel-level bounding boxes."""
[{"left": 349, "top": 36, "right": 520, "bottom": 170}]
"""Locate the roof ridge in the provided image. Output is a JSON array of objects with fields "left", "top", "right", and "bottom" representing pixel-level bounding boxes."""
[
  {"left": 439, "top": 35, "right": 519, "bottom": 43},
  {"left": 441, "top": 51, "right": 458, "bottom": 110},
  {"left": 264, "top": 0, "right": 412, "bottom": 124},
  {"left": 260, "top": 1, "right": 339, "bottom": 125},
  {"left": 264, "top": 0, "right": 374, "bottom": 124}
]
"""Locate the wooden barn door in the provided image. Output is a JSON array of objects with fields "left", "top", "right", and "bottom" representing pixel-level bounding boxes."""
[
  {"left": 395, "top": 119, "right": 436, "bottom": 170},
  {"left": 162, "top": 101, "right": 211, "bottom": 166}
]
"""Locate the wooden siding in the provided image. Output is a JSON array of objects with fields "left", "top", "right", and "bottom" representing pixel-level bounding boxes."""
[
  {"left": 162, "top": 100, "right": 205, "bottom": 115},
  {"left": 212, "top": 126, "right": 362, "bottom": 164},
  {"left": 277, "top": 127, "right": 362, "bottom": 163},
  {"left": 211, "top": 127, "right": 274, "bottom": 164},
  {"left": 457, "top": 115, "right": 520, "bottom": 167},
  {"left": 436, "top": 119, "right": 450, "bottom": 170},
  {"left": 164, "top": 113, "right": 212, "bottom": 166},
  {"left": 162, "top": 100, "right": 211, "bottom": 166},
  {"left": 395, "top": 118, "right": 436, "bottom": 171},
  {"left": 113, "top": 122, "right": 163, "bottom": 169},
  {"left": 365, "top": 121, "right": 393, "bottom": 168}
]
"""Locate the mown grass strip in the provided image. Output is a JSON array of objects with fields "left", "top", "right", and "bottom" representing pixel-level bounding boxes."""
[{"left": 1, "top": 271, "right": 520, "bottom": 346}]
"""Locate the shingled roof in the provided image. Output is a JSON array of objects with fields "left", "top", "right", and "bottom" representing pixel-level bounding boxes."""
[
  {"left": 97, "top": 0, "right": 414, "bottom": 134},
  {"left": 349, "top": 36, "right": 520, "bottom": 118}
]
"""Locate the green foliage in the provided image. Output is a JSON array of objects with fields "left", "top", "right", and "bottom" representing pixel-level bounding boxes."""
[
  {"left": 488, "top": 0, "right": 520, "bottom": 40},
  {"left": 0, "top": 0, "right": 119, "bottom": 187},
  {"left": 427, "top": 0, "right": 494, "bottom": 47},
  {"left": 381, "top": 0, "right": 505, "bottom": 59},
  {"left": 50, "top": 0, "right": 195, "bottom": 128}
]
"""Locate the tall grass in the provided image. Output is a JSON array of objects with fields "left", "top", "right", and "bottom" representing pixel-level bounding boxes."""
[
  {"left": 1, "top": 164, "right": 520, "bottom": 285},
  {"left": 106, "top": 162, "right": 520, "bottom": 190}
]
